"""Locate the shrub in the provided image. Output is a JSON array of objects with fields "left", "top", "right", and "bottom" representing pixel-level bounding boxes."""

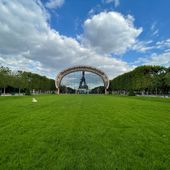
[
  {"left": 128, "top": 90, "right": 136, "bottom": 96},
  {"left": 25, "top": 89, "right": 31, "bottom": 95}
]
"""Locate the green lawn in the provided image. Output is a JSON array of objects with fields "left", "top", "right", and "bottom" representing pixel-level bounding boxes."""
[{"left": 0, "top": 95, "right": 170, "bottom": 170}]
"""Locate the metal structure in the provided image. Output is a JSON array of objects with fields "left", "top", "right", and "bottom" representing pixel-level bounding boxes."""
[
  {"left": 55, "top": 65, "right": 109, "bottom": 94},
  {"left": 79, "top": 71, "right": 88, "bottom": 90}
]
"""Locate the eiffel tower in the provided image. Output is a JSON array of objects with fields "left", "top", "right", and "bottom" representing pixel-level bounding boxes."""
[{"left": 79, "top": 71, "right": 88, "bottom": 90}]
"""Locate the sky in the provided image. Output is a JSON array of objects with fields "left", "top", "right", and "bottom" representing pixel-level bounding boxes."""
[{"left": 0, "top": 0, "right": 170, "bottom": 79}]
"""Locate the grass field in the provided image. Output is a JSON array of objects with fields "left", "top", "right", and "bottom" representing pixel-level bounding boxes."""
[{"left": 0, "top": 95, "right": 170, "bottom": 170}]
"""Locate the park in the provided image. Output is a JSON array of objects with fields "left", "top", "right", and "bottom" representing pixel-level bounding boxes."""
[
  {"left": 1, "top": 0, "right": 170, "bottom": 169},
  {"left": 0, "top": 95, "right": 170, "bottom": 169},
  {"left": 0, "top": 65, "right": 170, "bottom": 169}
]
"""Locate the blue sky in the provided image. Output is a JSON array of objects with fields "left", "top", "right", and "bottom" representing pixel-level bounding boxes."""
[
  {"left": 0, "top": 0, "right": 170, "bottom": 78},
  {"left": 47, "top": 0, "right": 169, "bottom": 38},
  {"left": 46, "top": 0, "right": 169, "bottom": 63}
]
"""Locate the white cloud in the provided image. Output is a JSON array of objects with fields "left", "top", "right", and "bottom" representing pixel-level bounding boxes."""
[
  {"left": 0, "top": 0, "right": 131, "bottom": 79},
  {"left": 46, "top": 0, "right": 64, "bottom": 9},
  {"left": 156, "top": 39, "right": 170, "bottom": 49},
  {"left": 151, "top": 22, "right": 156, "bottom": 31},
  {"left": 135, "top": 52, "right": 170, "bottom": 66},
  {"left": 152, "top": 29, "right": 159, "bottom": 36},
  {"left": 132, "top": 40, "right": 154, "bottom": 52},
  {"left": 104, "top": 0, "right": 120, "bottom": 7},
  {"left": 150, "top": 22, "right": 159, "bottom": 36},
  {"left": 28, "top": 30, "right": 131, "bottom": 78},
  {"left": 81, "top": 11, "right": 142, "bottom": 55},
  {"left": 132, "top": 38, "right": 170, "bottom": 53}
]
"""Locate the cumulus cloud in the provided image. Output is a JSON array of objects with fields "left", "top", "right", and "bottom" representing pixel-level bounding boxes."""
[
  {"left": 0, "top": 0, "right": 133, "bottom": 79},
  {"left": 81, "top": 11, "right": 143, "bottom": 55},
  {"left": 45, "top": 0, "right": 65, "bottom": 9},
  {"left": 28, "top": 30, "right": 131, "bottom": 78}
]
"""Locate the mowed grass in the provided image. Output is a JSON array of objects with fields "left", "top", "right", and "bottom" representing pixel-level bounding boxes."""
[{"left": 0, "top": 95, "right": 170, "bottom": 170}]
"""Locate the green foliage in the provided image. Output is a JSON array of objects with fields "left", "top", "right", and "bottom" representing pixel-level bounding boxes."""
[
  {"left": 165, "top": 73, "right": 170, "bottom": 86},
  {"left": 110, "top": 65, "right": 170, "bottom": 95},
  {"left": 0, "top": 66, "right": 56, "bottom": 94},
  {"left": 0, "top": 66, "right": 11, "bottom": 87},
  {"left": 60, "top": 85, "right": 76, "bottom": 93},
  {"left": 128, "top": 90, "right": 136, "bottom": 96},
  {"left": 25, "top": 89, "right": 31, "bottom": 95},
  {"left": 91, "top": 86, "right": 105, "bottom": 93},
  {"left": 0, "top": 95, "right": 170, "bottom": 169}
]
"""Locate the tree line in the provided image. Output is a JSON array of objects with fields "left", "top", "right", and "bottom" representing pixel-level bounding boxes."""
[
  {"left": 0, "top": 66, "right": 56, "bottom": 95},
  {"left": 110, "top": 65, "right": 170, "bottom": 96},
  {"left": 2, "top": 65, "right": 170, "bottom": 96}
]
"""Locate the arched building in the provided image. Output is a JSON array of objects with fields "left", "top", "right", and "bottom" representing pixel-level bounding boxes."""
[{"left": 55, "top": 65, "right": 109, "bottom": 94}]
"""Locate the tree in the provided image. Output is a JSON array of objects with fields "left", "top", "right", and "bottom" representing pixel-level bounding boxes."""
[
  {"left": 150, "top": 66, "right": 167, "bottom": 95},
  {"left": 0, "top": 66, "right": 11, "bottom": 94},
  {"left": 0, "top": 66, "right": 56, "bottom": 95},
  {"left": 110, "top": 65, "right": 169, "bottom": 96}
]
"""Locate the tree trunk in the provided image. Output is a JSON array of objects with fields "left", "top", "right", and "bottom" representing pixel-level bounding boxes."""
[
  {"left": 19, "top": 88, "right": 21, "bottom": 95},
  {"left": 3, "top": 87, "right": 5, "bottom": 95}
]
